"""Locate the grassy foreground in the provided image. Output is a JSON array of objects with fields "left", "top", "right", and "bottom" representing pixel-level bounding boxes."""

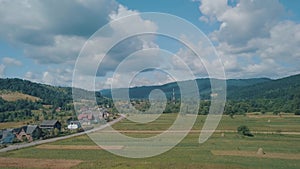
[{"left": 0, "top": 114, "right": 300, "bottom": 169}]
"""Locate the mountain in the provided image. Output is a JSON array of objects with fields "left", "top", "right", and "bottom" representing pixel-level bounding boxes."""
[
  {"left": 227, "top": 74, "right": 300, "bottom": 100},
  {"left": 100, "top": 74, "right": 300, "bottom": 114},
  {"left": 100, "top": 77, "right": 272, "bottom": 100},
  {"left": 0, "top": 78, "right": 73, "bottom": 107},
  {"left": 0, "top": 78, "right": 107, "bottom": 107}
]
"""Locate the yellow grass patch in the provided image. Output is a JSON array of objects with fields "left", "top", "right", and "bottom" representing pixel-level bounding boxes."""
[
  {"left": 0, "top": 157, "right": 82, "bottom": 169},
  {"left": 37, "top": 144, "right": 124, "bottom": 150},
  {"left": 0, "top": 121, "right": 31, "bottom": 129},
  {"left": 0, "top": 92, "right": 40, "bottom": 102},
  {"left": 211, "top": 150, "right": 300, "bottom": 160}
]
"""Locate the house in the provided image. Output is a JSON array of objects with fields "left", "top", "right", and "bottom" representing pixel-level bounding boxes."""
[
  {"left": 78, "top": 113, "right": 96, "bottom": 125},
  {"left": 14, "top": 126, "right": 28, "bottom": 142},
  {"left": 26, "top": 125, "right": 41, "bottom": 141},
  {"left": 13, "top": 125, "right": 41, "bottom": 142},
  {"left": 67, "top": 121, "right": 81, "bottom": 130},
  {"left": 1, "top": 129, "right": 15, "bottom": 144},
  {"left": 40, "top": 120, "right": 61, "bottom": 131}
]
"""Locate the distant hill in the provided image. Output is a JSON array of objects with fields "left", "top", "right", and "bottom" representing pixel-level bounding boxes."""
[
  {"left": 227, "top": 74, "right": 300, "bottom": 100},
  {"left": 0, "top": 78, "right": 72, "bottom": 107},
  {"left": 100, "top": 74, "right": 300, "bottom": 114},
  {"left": 100, "top": 77, "right": 272, "bottom": 100},
  {"left": 0, "top": 78, "right": 107, "bottom": 107},
  {"left": 0, "top": 78, "right": 108, "bottom": 123}
]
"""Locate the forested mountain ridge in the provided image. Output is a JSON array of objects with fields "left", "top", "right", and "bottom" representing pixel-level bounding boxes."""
[
  {"left": 227, "top": 74, "right": 300, "bottom": 100},
  {"left": 100, "top": 77, "right": 272, "bottom": 100},
  {"left": 0, "top": 78, "right": 72, "bottom": 107},
  {"left": 100, "top": 74, "right": 300, "bottom": 114}
]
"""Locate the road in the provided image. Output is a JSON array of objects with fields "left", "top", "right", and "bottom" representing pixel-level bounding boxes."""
[{"left": 0, "top": 114, "right": 125, "bottom": 153}]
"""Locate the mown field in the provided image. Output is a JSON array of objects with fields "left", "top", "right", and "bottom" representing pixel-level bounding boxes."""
[{"left": 0, "top": 114, "right": 300, "bottom": 169}]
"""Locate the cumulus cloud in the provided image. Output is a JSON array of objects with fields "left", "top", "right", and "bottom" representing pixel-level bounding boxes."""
[
  {"left": 2, "top": 57, "right": 22, "bottom": 66},
  {"left": 0, "top": 0, "right": 119, "bottom": 64},
  {"left": 0, "top": 64, "right": 5, "bottom": 78},
  {"left": 199, "top": 0, "right": 285, "bottom": 45},
  {"left": 24, "top": 67, "right": 73, "bottom": 86},
  {"left": 73, "top": 5, "right": 159, "bottom": 89},
  {"left": 0, "top": 1, "right": 160, "bottom": 88},
  {"left": 198, "top": 0, "right": 300, "bottom": 78}
]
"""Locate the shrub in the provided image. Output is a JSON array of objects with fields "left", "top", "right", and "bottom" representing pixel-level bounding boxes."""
[
  {"left": 294, "top": 110, "right": 300, "bottom": 115},
  {"left": 237, "top": 125, "right": 254, "bottom": 137}
]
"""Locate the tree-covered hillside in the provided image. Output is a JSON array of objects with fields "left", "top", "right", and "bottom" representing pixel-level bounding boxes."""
[
  {"left": 0, "top": 78, "right": 110, "bottom": 123},
  {"left": 100, "top": 77, "right": 272, "bottom": 100},
  {"left": 0, "top": 78, "right": 72, "bottom": 108},
  {"left": 101, "top": 74, "right": 300, "bottom": 114}
]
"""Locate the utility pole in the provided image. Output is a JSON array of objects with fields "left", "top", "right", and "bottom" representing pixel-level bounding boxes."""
[{"left": 172, "top": 88, "right": 175, "bottom": 104}]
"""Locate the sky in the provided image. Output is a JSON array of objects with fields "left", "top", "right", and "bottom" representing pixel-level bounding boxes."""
[{"left": 0, "top": 0, "right": 299, "bottom": 90}]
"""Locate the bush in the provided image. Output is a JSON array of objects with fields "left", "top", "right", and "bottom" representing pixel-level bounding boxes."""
[
  {"left": 294, "top": 110, "right": 300, "bottom": 115},
  {"left": 237, "top": 125, "right": 254, "bottom": 137}
]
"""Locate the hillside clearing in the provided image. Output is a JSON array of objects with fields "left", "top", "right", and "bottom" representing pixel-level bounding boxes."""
[{"left": 0, "top": 91, "right": 40, "bottom": 102}]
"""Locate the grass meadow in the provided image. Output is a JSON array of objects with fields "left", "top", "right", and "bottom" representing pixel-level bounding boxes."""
[{"left": 0, "top": 114, "right": 300, "bottom": 169}]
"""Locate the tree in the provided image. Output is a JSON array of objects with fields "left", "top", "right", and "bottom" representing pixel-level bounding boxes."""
[
  {"left": 237, "top": 125, "right": 254, "bottom": 137},
  {"left": 273, "top": 110, "right": 280, "bottom": 115},
  {"left": 295, "top": 109, "right": 300, "bottom": 115},
  {"left": 53, "top": 128, "right": 60, "bottom": 136}
]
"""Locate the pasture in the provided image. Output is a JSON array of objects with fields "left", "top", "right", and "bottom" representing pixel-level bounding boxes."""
[{"left": 0, "top": 114, "right": 299, "bottom": 169}]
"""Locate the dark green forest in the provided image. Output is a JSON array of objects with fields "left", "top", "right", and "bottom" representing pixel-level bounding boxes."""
[{"left": 102, "top": 74, "right": 300, "bottom": 115}]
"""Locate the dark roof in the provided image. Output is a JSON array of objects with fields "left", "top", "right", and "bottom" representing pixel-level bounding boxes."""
[
  {"left": 13, "top": 126, "right": 27, "bottom": 134},
  {"left": 1, "top": 129, "right": 15, "bottom": 144},
  {"left": 69, "top": 121, "right": 80, "bottom": 125},
  {"left": 40, "top": 120, "right": 59, "bottom": 126},
  {"left": 26, "top": 125, "right": 38, "bottom": 134}
]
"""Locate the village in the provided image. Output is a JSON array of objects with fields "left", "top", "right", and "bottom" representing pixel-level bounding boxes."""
[{"left": 0, "top": 106, "right": 113, "bottom": 146}]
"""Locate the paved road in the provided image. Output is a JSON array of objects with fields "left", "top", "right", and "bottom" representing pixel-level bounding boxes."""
[{"left": 0, "top": 115, "right": 125, "bottom": 153}]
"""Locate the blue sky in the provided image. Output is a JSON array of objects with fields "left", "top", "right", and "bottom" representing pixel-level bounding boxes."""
[{"left": 0, "top": 0, "right": 299, "bottom": 90}]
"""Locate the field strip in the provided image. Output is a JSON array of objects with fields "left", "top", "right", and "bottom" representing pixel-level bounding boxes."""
[
  {"left": 36, "top": 144, "right": 124, "bottom": 150},
  {"left": 105, "top": 130, "right": 300, "bottom": 135},
  {"left": 0, "top": 157, "right": 82, "bottom": 169},
  {"left": 211, "top": 150, "right": 300, "bottom": 160}
]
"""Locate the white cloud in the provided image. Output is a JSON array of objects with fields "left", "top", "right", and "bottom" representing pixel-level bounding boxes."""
[
  {"left": 72, "top": 5, "right": 160, "bottom": 89},
  {"left": 199, "top": 0, "right": 229, "bottom": 23},
  {"left": 24, "top": 35, "right": 87, "bottom": 64},
  {"left": 0, "top": 1, "right": 161, "bottom": 88},
  {"left": 198, "top": 0, "right": 300, "bottom": 79},
  {"left": 2, "top": 57, "right": 22, "bottom": 66},
  {"left": 0, "top": 64, "right": 5, "bottom": 78},
  {"left": 25, "top": 67, "right": 73, "bottom": 87},
  {"left": 0, "top": 0, "right": 119, "bottom": 64},
  {"left": 203, "top": 0, "right": 285, "bottom": 45}
]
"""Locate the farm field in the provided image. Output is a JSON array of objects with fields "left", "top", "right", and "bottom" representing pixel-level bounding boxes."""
[{"left": 0, "top": 114, "right": 300, "bottom": 169}]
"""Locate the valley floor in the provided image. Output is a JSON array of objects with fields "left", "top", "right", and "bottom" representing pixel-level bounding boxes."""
[{"left": 0, "top": 114, "right": 299, "bottom": 169}]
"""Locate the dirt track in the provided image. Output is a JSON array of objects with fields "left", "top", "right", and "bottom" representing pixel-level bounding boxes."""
[
  {"left": 37, "top": 144, "right": 124, "bottom": 150},
  {"left": 211, "top": 150, "right": 300, "bottom": 160}
]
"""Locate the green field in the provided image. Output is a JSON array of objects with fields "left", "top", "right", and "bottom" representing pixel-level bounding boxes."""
[{"left": 0, "top": 114, "right": 300, "bottom": 169}]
